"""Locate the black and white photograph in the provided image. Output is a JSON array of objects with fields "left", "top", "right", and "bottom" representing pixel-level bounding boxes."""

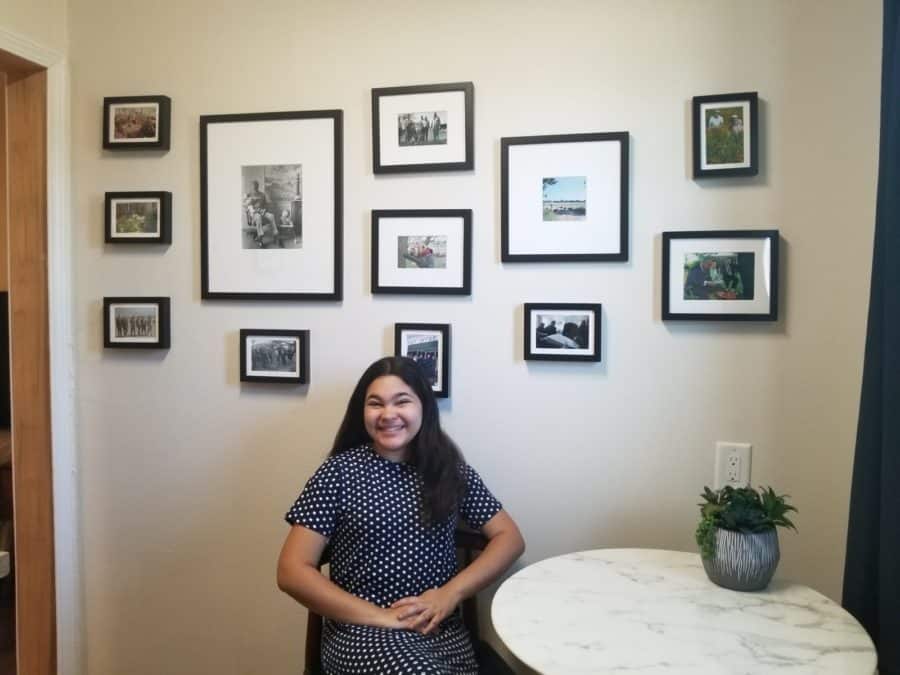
[
  {"left": 693, "top": 92, "right": 759, "bottom": 178},
  {"left": 524, "top": 303, "right": 602, "bottom": 362},
  {"left": 241, "top": 164, "right": 302, "bottom": 249},
  {"left": 372, "top": 82, "right": 473, "bottom": 173},
  {"left": 103, "top": 297, "right": 170, "bottom": 349},
  {"left": 372, "top": 210, "right": 471, "bottom": 295},
  {"left": 240, "top": 329, "right": 309, "bottom": 384},
  {"left": 395, "top": 323, "right": 450, "bottom": 398},
  {"left": 662, "top": 230, "right": 779, "bottom": 321},
  {"left": 103, "top": 95, "right": 171, "bottom": 151},
  {"left": 398, "top": 111, "right": 447, "bottom": 146},
  {"left": 200, "top": 110, "right": 342, "bottom": 300},
  {"left": 502, "top": 132, "right": 629, "bottom": 262},
  {"left": 105, "top": 191, "right": 172, "bottom": 243}
]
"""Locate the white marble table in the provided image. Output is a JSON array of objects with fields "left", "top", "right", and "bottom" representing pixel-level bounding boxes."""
[{"left": 492, "top": 548, "right": 876, "bottom": 675}]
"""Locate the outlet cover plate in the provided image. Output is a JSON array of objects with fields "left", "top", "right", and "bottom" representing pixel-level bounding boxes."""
[{"left": 714, "top": 441, "right": 752, "bottom": 489}]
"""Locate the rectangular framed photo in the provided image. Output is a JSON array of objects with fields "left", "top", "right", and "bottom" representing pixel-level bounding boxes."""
[
  {"left": 200, "top": 110, "right": 342, "bottom": 301},
  {"left": 239, "top": 329, "right": 309, "bottom": 384},
  {"left": 103, "top": 297, "right": 170, "bottom": 349},
  {"left": 104, "top": 191, "right": 172, "bottom": 243},
  {"left": 371, "top": 209, "right": 471, "bottom": 295},
  {"left": 502, "top": 132, "right": 629, "bottom": 262},
  {"left": 524, "top": 303, "right": 602, "bottom": 362},
  {"left": 372, "top": 82, "right": 473, "bottom": 174},
  {"left": 662, "top": 230, "right": 779, "bottom": 321},
  {"left": 692, "top": 92, "right": 758, "bottom": 178},
  {"left": 102, "top": 95, "right": 171, "bottom": 151},
  {"left": 394, "top": 323, "right": 450, "bottom": 398}
]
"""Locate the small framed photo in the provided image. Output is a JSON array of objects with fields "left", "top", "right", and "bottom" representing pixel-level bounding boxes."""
[
  {"left": 200, "top": 110, "right": 342, "bottom": 300},
  {"left": 239, "top": 329, "right": 309, "bottom": 384},
  {"left": 372, "top": 82, "right": 474, "bottom": 174},
  {"left": 103, "top": 297, "right": 170, "bottom": 349},
  {"left": 662, "top": 230, "right": 779, "bottom": 321},
  {"left": 371, "top": 209, "right": 471, "bottom": 295},
  {"left": 692, "top": 92, "right": 758, "bottom": 178},
  {"left": 102, "top": 95, "right": 171, "bottom": 151},
  {"left": 105, "top": 191, "right": 172, "bottom": 243},
  {"left": 502, "top": 132, "right": 629, "bottom": 262},
  {"left": 394, "top": 323, "right": 450, "bottom": 398},
  {"left": 524, "top": 303, "right": 602, "bottom": 362}
]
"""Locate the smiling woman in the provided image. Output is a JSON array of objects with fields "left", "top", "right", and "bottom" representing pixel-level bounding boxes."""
[{"left": 277, "top": 356, "right": 525, "bottom": 674}]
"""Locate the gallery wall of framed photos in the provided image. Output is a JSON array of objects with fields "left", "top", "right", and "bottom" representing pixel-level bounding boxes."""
[{"left": 73, "top": 4, "right": 882, "bottom": 672}]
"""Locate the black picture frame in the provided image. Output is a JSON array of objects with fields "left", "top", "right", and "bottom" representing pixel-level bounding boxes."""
[
  {"left": 501, "top": 132, "right": 629, "bottom": 262},
  {"left": 394, "top": 323, "right": 451, "bottom": 398},
  {"left": 200, "top": 109, "right": 343, "bottom": 301},
  {"left": 103, "top": 297, "right": 171, "bottom": 349},
  {"left": 104, "top": 191, "right": 172, "bottom": 244},
  {"left": 692, "top": 92, "right": 759, "bottom": 178},
  {"left": 662, "top": 230, "right": 779, "bottom": 321},
  {"left": 371, "top": 209, "right": 472, "bottom": 295},
  {"left": 239, "top": 329, "right": 309, "bottom": 384},
  {"left": 524, "top": 303, "right": 602, "bottom": 362},
  {"left": 102, "top": 95, "right": 171, "bottom": 151},
  {"left": 372, "top": 82, "right": 474, "bottom": 174}
]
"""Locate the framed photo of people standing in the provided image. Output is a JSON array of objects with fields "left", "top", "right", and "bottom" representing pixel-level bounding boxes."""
[
  {"left": 662, "top": 230, "right": 779, "bottom": 321},
  {"left": 692, "top": 92, "right": 759, "bottom": 178},
  {"left": 394, "top": 323, "right": 450, "bottom": 398},
  {"left": 103, "top": 297, "right": 171, "bottom": 349}
]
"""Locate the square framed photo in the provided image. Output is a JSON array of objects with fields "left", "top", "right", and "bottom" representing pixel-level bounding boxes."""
[
  {"left": 371, "top": 209, "right": 471, "bottom": 295},
  {"left": 239, "top": 329, "right": 309, "bottom": 384},
  {"left": 102, "top": 95, "right": 171, "bottom": 151},
  {"left": 372, "top": 82, "right": 473, "bottom": 174},
  {"left": 104, "top": 191, "right": 172, "bottom": 243},
  {"left": 524, "top": 303, "right": 602, "bottom": 362},
  {"left": 103, "top": 297, "right": 170, "bottom": 349},
  {"left": 394, "top": 323, "right": 450, "bottom": 398},
  {"left": 200, "top": 110, "right": 342, "bottom": 301},
  {"left": 662, "top": 230, "right": 779, "bottom": 321},
  {"left": 502, "top": 132, "right": 629, "bottom": 262},
  {"left": 692, "top": 92, "right": 758, "bottom": 178}
]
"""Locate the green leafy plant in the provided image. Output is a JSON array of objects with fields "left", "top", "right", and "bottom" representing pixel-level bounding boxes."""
[{"left": 695, "top": 486, "right": 797, "bottom": 559}]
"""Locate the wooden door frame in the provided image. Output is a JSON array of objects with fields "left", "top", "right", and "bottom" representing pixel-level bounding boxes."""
[{"left": 0, "top": 27, "right": 79, "bottom": 675}]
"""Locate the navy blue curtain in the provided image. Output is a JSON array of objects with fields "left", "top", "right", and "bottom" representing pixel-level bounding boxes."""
[{"left": 842, "top": 3, "right": 900, "bottom": 674}]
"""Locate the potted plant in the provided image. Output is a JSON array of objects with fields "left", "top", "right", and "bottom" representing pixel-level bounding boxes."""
[{"left": 695, "top": 485, "right": 797, "bottom": 591}]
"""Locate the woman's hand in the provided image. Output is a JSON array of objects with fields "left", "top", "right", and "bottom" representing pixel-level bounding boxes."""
[{"left": 389, "top": 587, "right": 461, "bottom": 634}]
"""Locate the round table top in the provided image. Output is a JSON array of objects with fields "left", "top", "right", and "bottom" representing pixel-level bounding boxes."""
[{"left": 492, "top": 548, "right": 876, "bottom": 675}]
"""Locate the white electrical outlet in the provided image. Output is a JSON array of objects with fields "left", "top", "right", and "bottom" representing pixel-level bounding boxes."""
[{"left": 714, "top": 442, "right": 752, "bottom": 489}]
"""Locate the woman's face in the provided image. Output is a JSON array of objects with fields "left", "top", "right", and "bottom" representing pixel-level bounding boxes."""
[{"left": 363, "top": 375, "right": 423, "bottom": 461}]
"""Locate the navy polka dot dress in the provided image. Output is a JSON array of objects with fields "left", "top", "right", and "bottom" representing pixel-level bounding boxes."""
[{"left": 285, "top": 444, "right": 502, "bottom": 675}]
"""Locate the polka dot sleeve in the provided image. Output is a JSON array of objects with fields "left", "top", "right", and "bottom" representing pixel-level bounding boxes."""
[
  {"left": 458, "top": 463, "right": 503, "bottom": 530},
  {"left": 284, "top": 457, "right": 343, "bottom": 537}
]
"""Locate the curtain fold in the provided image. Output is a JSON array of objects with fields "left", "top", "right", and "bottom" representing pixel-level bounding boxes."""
[{"left": 842, "top": 2, "right": 900, "bottom": 675}]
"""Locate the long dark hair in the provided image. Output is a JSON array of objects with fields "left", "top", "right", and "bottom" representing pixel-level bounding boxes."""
[{"left": 331, "top": 356, "right": 465, "bottom": 525}]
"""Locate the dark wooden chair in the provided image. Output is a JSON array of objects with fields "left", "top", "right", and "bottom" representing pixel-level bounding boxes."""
[{"left": 304, "top": 527, "right": 514, "bottom": 675}]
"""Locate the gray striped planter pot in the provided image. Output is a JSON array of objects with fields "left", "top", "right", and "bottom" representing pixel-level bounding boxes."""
[{"left": 702, "top": 527, "right": 780, "bottom": 591}]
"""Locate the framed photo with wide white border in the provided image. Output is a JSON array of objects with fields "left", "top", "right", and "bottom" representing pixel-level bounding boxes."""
[
  {"left": 692, "top": 92, "right": 758, "bottom": 178},
  {"left": 372, "top": 82, "right": 473, "bottom": 174},
  {"left": 371, "top": 210, "right": 471, "bottom": 295},
  {"left": 662, "top": 230, "right": 779, "bottom": 321},
  {"left": 502, "top": 132, "right": 629, "bottom": 262},
  {"left": 200, "top": 110, "right": 343, "bottom": 300},
  {"left": 105, "top": 191, "right": 171, "bottom": 243},
  {"left": 524, "top": 303, "right": 602, "bottom": 362},
  {"left": 103, "top": 297, "right": 170, "bottom": 349},
  {"left": 394, "top": 323, "right": 450, "bottom": 398},
  {"left": 239, "top": 329, "right": 309, "bottom": 384},
  {"left": 102, "top": 95, "right": 171, "bottom": 151}
]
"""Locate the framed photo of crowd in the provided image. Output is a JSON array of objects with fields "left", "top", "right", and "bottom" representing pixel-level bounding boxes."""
[
  {"left": 200, "top": 109, "right": 343, "bottom": 300},
  {"left": 102, "top": 95, "right": 171, "bottom": 151},
  {"left": 371, "top": 209, "right": 472, "bottom": 295},
  {"left": 395, "top": 323, "right": 450, "bottom": 398},
  {"left": 105, "top": 191, "right": 172, "bottom": 244},
  {"left": 662, "top": 230, "right": 779, "bottom": 321},
  {"left": 523, "top": 302, "right": 602, "bottom": 362},
  {"left": 239, "top": 329, "right": 310, "bottom": 384},
  {"left": 372, "top": 82, "right": 474, "bottom": 174},
  {"left": 692, "top": 92, "right": 759, "bottom": 178},
  {"left": 103, "top": 297, "right": 171, "bottom": 349}
]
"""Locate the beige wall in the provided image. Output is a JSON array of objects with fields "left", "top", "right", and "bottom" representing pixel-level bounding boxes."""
[
  {"left": 0, "top": 0, "right": 67, "bottom": 54},
  {"left": 69, "top": 1, "right": 882, "bottom": 673}
]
